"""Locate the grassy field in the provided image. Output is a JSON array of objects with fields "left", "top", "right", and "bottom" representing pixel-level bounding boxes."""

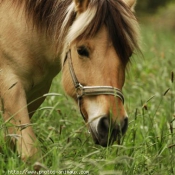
[{"left": 0, "top": 18, "right": 175, "bottom": 175}]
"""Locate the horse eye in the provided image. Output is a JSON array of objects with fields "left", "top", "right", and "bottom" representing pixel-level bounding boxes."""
[{"left": 77, "top": 46, "right": 89, "bottom": 57}]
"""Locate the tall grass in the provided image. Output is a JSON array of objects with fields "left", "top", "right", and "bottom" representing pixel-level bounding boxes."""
[{"left": 0, "top": 23, "right": 175, "bottom": 175}]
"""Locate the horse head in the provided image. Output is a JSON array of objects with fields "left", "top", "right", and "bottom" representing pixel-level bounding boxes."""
[{"left": 62, "top": 0, "right": 139, "bottom": 146}]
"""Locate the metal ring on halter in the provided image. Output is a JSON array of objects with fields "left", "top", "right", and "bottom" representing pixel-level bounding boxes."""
[{"left": 76, "top": 83, "right": 84, "bottom": 98}]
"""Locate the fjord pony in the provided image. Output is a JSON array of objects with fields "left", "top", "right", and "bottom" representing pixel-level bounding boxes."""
[{"left": 0, "top": 0, "right": 139, "bottom": 160}]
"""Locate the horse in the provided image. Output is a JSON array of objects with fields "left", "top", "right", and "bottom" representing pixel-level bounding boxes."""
[{"left": 0, "top": 0, "right": 140, "bottom": 161}]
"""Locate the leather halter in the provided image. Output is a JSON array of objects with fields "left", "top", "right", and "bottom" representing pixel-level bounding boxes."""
[{"left": 63, "top": 50, "right": 125, "bottom": 119}]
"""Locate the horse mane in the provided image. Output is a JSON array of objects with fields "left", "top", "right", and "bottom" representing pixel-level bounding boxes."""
[{"left": 10, "top": 0, "right": 140, "bottom": 64}]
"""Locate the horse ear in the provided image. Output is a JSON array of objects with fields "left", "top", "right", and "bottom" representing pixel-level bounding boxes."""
[
  {"left": 123, "top": 0, "right": 136, "bottom": 12},
  {"left": 73, "top": 0, "right": 90, "bottom": 14}
]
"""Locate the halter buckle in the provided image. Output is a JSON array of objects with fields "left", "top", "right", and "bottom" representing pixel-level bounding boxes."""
[{"left": 76, "top": 83, "right": 84, "bottom": 98}]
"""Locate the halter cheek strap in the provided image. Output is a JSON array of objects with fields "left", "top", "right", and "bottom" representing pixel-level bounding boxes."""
[{"left": 63, "top": 50, "right": 125, "bottom": 120}]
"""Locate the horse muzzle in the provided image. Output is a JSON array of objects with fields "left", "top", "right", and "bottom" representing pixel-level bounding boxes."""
[{"left": 89, "top": 115, "right": 128, "bottom": 147}]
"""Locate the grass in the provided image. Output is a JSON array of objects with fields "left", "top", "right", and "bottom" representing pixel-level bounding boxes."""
[{"left": 0, "top": 21, "right": 175, "bottom": 174}]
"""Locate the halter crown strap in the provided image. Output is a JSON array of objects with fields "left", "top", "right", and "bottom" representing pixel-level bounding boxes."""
[{"left": 66, "top": 51, "right": 125, "bottom": 104}]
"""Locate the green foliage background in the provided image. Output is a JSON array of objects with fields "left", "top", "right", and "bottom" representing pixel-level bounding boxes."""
[{"left": 136, "top": 0, "right": 173, "bottom": 12}]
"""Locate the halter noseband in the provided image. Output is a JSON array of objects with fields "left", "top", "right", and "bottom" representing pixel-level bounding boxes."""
[{"left": 64, "top": 50, "right": 125, "bottom": 119}]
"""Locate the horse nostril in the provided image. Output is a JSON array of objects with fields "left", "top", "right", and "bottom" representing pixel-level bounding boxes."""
[
  {"left": 97, "top": 116, "right": 109, "bottom": 138},
  {"left": 95, "top": 116, "right": 128, "bottom": 147},
  {"left": 122, "top": 117, "right": 128, "bottom": 134}
]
